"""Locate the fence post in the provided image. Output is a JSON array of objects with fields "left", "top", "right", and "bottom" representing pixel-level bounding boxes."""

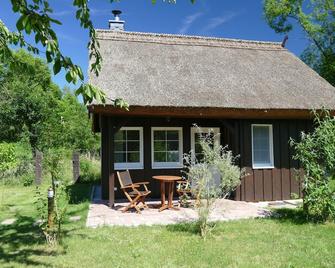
[
  {"left": 72, "top": 151, "right": 80, "bottom": 183},
  {"left": 35, "top": 150, "right": 43, "bottom": 185}
]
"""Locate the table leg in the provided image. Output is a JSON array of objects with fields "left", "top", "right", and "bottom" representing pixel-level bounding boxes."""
[
  {"left": 160, "top": 181, "right": 165, "bottom": 206},
  {"left": 159, "top": 181, "right": 168, "bottom": 212},
  {"left": 168, "top": 182, "right": 173, "bottom": 208}
]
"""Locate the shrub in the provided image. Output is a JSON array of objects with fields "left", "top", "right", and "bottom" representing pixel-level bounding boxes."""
[
  {"left": 79, "top": 157, "right": 100, "bottom": 183},
  {"left": 22, "top": 173, "right": 34, "bottom": 186},
  {"left": 0, "top": 142, "right": 17, "bottom": 177},
  {"left": 36, "top": 148, "right": 70, "bottom": 246},
  {"left": 0, "top": 141, "right": 34, "bottom": 186},
  {"left": 184, "top": 128, "right": 244, "bottom": 238},
  {"left": 290, "top": 111, "right": 335, "bottom": 222}
]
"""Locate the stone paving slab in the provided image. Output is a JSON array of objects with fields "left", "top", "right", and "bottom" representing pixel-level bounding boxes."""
[
  {"left": 86, "top": 199, "right": 271, "bottom": 228},
  {"left": 69, "top": 216, "right": 81, "bottom": 222},
  {"left": 1, "top": 218, "right": 16, "bottom": 225}
]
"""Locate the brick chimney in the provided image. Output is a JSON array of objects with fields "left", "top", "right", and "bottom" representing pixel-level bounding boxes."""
[{"left": 109, "top": 10, "right": 125, "bottom": 31}]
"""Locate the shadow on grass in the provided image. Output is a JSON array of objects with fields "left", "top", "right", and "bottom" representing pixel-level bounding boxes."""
[
  {"left": 0, "top": 215, "right": 53, "bottom": 266},
  {"left": 166, "top": 221, "right": 200, "bottom": 235},
  {"left": 67, "top": 184, "right": 92, "bottom": 204},
  {"left": 270, "top": 208, "right": 309, "bottom": 225}
]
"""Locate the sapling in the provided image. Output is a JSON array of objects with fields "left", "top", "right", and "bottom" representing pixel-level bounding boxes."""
[
  {"left": 35, "top": 148, "right": 70, "bottom": 245},
  {"left": 184, "top": 128, "right": 244, "bottom": 238}
]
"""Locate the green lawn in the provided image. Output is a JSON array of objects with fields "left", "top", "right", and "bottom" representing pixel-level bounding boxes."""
[{"left": 1, "top": 185, "right": 334, "bottom": 268}]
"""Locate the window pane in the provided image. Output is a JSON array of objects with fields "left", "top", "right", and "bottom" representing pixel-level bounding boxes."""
[
  {"left": 127, "top": 130, "right": 139, "bottom": 140},
  {"left": 127, "top": 141, "right": 140, "bottom": 151},
  {"left": 154, "top": 131, "right": 165, "bottom": 140},
  {"left": 167, "top": 141, "right": 179, "bottom": 151},
  {"left": 115, "top": 130, "right": 125, "bottom": 140},
  {"left": 167, "top": 130, "right": 178, "bottom": 140},
  {"left": 127, "top": 152, "right": 140, "bottom": 163},
  {"left": 254, "top": 150, "right": 270, "bottom": 164},
  {"left": 115, "top": 141, "right": 126, "bottom": 151},
  {"left": 253, "top": 126, "right": 272, "bottom": 165},
  {"left": 114, "top": 129, "right": 141, "bottom": 165},
  {"left": 195, "top": 142, "right": 202, "bottom": 154},
  {"left": 167, "top": 151, "right": 179, "bottom": 162},
  {"left": 115, "top": 152, "right": 126, "bottom": 163},
  {"left": 154, "top": 152, "right": 166, "bottom": 162},
  {"left": 154, "top": 140, "right": 166, "bottom": 151},
  {"left": 195, "top": 153, "right": 204, "bottom": 162}
]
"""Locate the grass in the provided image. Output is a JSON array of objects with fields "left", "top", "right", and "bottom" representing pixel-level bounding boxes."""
[{"left": 0, "top": 185, "right": 335, "bottom": 268}]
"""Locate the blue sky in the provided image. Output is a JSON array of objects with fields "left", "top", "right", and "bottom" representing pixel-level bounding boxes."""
[{"left": 1, "top": 0, "right": 309, "bottom": 89}]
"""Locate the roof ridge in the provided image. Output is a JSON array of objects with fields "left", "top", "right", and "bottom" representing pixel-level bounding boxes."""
[{"left": 95, "top": 30, "right": 284, "bottom": 51}]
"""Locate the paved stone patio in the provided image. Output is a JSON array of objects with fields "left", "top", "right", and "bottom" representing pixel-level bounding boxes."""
[
  {"left": 86, "top": 199, "right": 272, "bottom": 228},
  {"left": 86, "top": 186, "right": 301, "bottom": 228}
]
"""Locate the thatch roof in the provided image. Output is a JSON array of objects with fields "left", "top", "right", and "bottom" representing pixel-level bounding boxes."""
[{"left": 89, "top": 30, "right": 335, "bottom": 110}]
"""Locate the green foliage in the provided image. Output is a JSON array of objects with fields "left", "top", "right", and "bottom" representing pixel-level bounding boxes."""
[
  {"left": 183, "top": 128, "right": 243, "bottom": 238},
  {"left": 1, "top": 0, "right": 196, "bottom": 105},
  {"left": 79, "top": 157, "right": 100, "bottom": 184},
  {"left": 290, "top": 111, "right": 335, "bottom": 222},
  {"left": 0, "top": 142, "right": 17, "bottom": 175},
  {"left": 0, "top": 49, "right": 100, "bottom": 151},
  {"left": 0, "top": 49, "right": 61, "bottom": 148},
  {"left": 38, "top": 148, "right": 71, "bottom": 245},
  {"left": 39, "top": 90, "right": 100, "bottom": 151},
  {"left": 0, "top": 0, "right": 106, "bottom": 105},
  {"left": 0, "top": 140, "right": 34, "bottom": 186},
  {"left": 264, "top": 0, "right": 335, "bottom": 86}
]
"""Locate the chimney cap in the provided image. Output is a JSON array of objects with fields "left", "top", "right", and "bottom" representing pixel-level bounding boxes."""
[
  {"left": 109, "top": 10, "right": 125, "bottom": 31},
  {"left": 112, "top": 10, "right": 122, "bottom": 16}
]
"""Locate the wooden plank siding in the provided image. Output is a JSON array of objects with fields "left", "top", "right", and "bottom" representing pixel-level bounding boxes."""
[{"left": 100, "top": 115, "right": 312, "bottom": 202}]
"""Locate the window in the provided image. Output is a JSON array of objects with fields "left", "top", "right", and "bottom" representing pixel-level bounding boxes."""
[
  {"left": 191, "top": 127, "right": 220, "bottom": 162},
  {"left": 114, "top": 127, "right": 143, "bottom": 170},
  {"left": 151, "top": 127, "right": 183, "bottom": 169},
  {"left": 252, "top": 124, "right": 274, "bottom": 169}
]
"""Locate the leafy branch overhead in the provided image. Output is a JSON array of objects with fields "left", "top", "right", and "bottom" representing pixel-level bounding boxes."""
[
  {"left": 264, "top": 0, "right": 335, "bottom": 86},
  {"left": 1, "top": 0, "right": 193, "bottom": 106}
]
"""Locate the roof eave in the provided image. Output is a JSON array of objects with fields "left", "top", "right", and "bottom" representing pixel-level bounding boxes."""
[{"left": 88, "top": 105, "right": 331, "bottom": 120}]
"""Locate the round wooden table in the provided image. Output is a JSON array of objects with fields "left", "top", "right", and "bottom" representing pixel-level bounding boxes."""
[{"left": 153, "top": 175, "right": 182, "bottom": 212}]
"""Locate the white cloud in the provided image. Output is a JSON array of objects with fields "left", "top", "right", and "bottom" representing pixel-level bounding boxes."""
[
  {"left": 178, "top": 12, "right": 203, "bottom": 35},
  {"left": 202, "top": 12, "right": 238, "bottom": 32},
  {"left": 53, "top": 10, "right": 73, "bottom": 17},
  {"left": 90, "top": 8, "right": 112, "bottom": 16},
  {"left": 57, "top": 32, "right": 82, "bottom": 43},
  {"left": 53, "top": 8, "right": 110, "bottom": 18}
]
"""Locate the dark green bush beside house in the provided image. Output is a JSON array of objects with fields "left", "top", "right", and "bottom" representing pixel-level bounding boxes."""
[{"left": 88, "top": 13, "right": 335, "bottom": 205}]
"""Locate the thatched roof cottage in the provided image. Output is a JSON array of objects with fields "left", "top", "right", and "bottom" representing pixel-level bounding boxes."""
[{"left": 89, "top": 11, "right": 335, "bottom": 205}]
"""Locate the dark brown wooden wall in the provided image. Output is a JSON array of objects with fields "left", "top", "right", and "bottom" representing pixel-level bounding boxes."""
[
  {"left": 100, "top": 115, "right": 312, "bottom": 202},
  {"left": 234, "top": 119, "right": 312, "bottom": 201}
]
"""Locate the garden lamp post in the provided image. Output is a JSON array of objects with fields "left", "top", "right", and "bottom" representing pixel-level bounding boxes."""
[{"left": 47, "top": 187, "right": 54, "bottom": 228}]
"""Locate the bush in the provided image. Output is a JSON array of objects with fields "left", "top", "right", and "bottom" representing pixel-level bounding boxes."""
[
  {"left": 290, "top": 111, "right": 335, "bottom": 222},
  {"left": 0, "top": 142, "right": 17, "bottom": 177},
  {"left": 184, "top": 128, "right": 244, "bottom": 238},
  {"left": 22, "top": 173, "right": 34, "bottom": 186},
  {"left": 79, "top": 157, "right": 100, "bottom": 183},
  {"left": 0, "top": 141, "right": 34, "bottom": 186}
]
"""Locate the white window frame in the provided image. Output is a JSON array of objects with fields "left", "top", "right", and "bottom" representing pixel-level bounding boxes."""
[
  {"left": 251, "top": 124, "right": 274, "bottom": 169},
  {"left": 114, "top": 127, "right": 144, "bottom": 170},
  {"left": 151, "top": 127, "right": 183, "bottom": 169},
  {"left": 190, "top": 127, "right": 220, "bottom": 161}
]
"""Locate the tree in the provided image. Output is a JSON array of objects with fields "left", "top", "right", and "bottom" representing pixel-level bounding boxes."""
[
  {"left": 0, "top": 49, "right": 99, "bottom": 151},
  {"left": 264, "top": 0, "right": 335, "bottom": 86},
  {"left": 0, "top": 49, "right": 60, "bottom": 148},
  {"left": 290, "top": 111, "right": 335, "bottom": 222},
  {"left": 40, "top": 89, "right": 100, "bottom": 151},
  {"left": 0, "top": 0, "right": 194, "bottom": 106}
]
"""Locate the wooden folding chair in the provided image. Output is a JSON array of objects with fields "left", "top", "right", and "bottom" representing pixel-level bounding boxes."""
[
  {"left": 176, "top": 179, "right": 192, "bottom": 208},
  {"left": 116, "top": 170, "right": 151, "bottom": 213}
]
